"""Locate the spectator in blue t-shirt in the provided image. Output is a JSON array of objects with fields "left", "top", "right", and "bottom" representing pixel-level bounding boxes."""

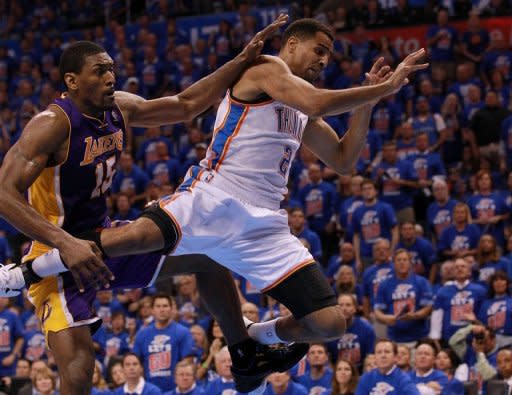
[
  {"left": 288, "top": 207, "right": 322, "bottom": 262},
  {"left": 355, "top": 339, "right": 420, "bottom": 395},
  {"left": 408, "top": 132, "right": 446, "bottom": 184},
  {"left": 429, "top": 258, "right": 487, "bottom": 344},
  {"left": 204, "top": 346, "right": 236, "bottom": 395},
  {"left": 426, "top": 179, "right": 458, "bottom": 242},
  {"left": 145, "top": 141, "right": 181, "bottom": 188},
  {"left": 460, "top": 12, "right": 490, "bottom": 65},
  {"left": 113, "top": 353, "right": 162, "bottom": 395},
  {"left": 408, "top": 97, "right": 447, "bottom": 151},
  {"left": 0, "top": 230, "right": 13, "bottom": 264},
  {"left": 166, "top": 360, "right": 204, "bottom": 395},
  {"left": 410, "top": 341, "right": 451, "bottom": 394},
  {"left": 112, "top": 152, "right": 150, "bottom": 207},
  {"left": 362, "top": 239, "right": 395, "bottom": 318},
  {"left": 467, "top": 170, "right": 509, "bottom": 248},
  {"left": 296, "top": 344, "right": 333, "bottom": 394},
  {"left": 133, "top": 294, "right": 194, "bottom": 392},
  {"left": 426, "top": 8, "right": 458, "bottom": 79},
  {"left": 473, "top": 235, "right": 510, "bottom": 288},
  {"left": 373, "top": 140, "right": 419, "bottom": 223},
  {"left": 298, "top": 163, "right": 337, "bottom": 236},
  {"left": 396, "top": 221, "right": 436, "bottom": 281},
  {"left": 0, "top": 298, "right": 24, "bottom": 377},
  {"left": 264, "top": 371, "right": 308, "bottom": 395},
  {"left": 338, "top": 175, "right": 364, "bottom": 242},
  {"left": 328, "top": 294, "right": 376, "bottom": 370},
  {"left": 438, "top": 202, "right": 481, "bottom": 261},
  {"left": 478, "top": 271, "right": 512, "bottom": 347},
  {"left": 374, "top": 249, "right": 433, "bottom": 344},
  {"left": 352, "top": 179, "right": 398, "bottom": 269},
  {"left": 113, "top": 193, "right": 141, "bottom": 221},
  {"left": 326, "top": 242, "right": 358, "bottom": 284}
]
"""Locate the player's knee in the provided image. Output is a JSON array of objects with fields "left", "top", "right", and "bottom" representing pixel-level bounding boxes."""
[
  {"left": 62, "top": 367, "right": 93, "bottom": 395},
  {"left": 140, "top": 203, "right": 180, "bottom": 254},
  {"left": 302, "top": 305, "right": 346, "bottom": 340}
]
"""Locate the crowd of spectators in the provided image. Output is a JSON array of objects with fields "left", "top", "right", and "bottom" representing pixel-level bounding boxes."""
[{"left": 1, "top": 0, "right": 512, "bottom": 394}]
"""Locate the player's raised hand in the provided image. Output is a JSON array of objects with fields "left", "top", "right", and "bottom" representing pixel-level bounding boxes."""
[
  {"left": 363, "top": 57, "right": 392, "bottom": 106},
  {"left": 386, "top": 48, "right": 428, "bottom": 94},
  {"left": 60, "top": 237, "right": 114, "bottom": 292},
  {"left": 240, "top": 13, "right": 288, "bottom": 63}
]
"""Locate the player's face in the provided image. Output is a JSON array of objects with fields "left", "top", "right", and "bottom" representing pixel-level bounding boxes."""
[
  {"left": 77, "top": 52, "right": 116, "bottom": 111},
  {"left": 295, "top": 32, "right": 332, "bottom": 82}
]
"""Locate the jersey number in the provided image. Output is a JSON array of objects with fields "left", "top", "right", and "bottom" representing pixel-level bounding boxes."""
[
  {"left": 92, "top": 155, "right": 116, "bottom": 198},
  {"left": 279, "top": 146, "right": 292, "bottom": 177}
]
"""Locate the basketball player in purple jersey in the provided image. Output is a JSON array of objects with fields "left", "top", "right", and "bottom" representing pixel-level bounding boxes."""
[{"left": 0, "top": 16, "right": 306, "bottom": 395}]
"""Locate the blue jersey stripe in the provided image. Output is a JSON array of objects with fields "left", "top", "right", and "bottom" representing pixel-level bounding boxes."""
[
  {"left": 176, "top": 165, "right": 202, "bottom": 192},
  {"left": 210, "top": 103, "right": 245, "bottom": 169}
]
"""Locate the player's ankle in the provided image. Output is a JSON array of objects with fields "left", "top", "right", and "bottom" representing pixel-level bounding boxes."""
[{"left": 247, "top": 318, "right": 285, "bottom": 345}]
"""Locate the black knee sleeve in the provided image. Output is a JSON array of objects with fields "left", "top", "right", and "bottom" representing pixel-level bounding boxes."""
[
  {"left": 140, "top": 202, "right": 181, "bottom": 255},
  {"left": 265, "top": 263, "right": 337, "bottom": 320}
]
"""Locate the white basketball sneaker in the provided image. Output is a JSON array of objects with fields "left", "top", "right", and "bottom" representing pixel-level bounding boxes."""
[{"left": 0, "top": 263, "right": 24, "bottom": 297}]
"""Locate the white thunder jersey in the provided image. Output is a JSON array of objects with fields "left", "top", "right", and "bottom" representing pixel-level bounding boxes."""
[
  {"left": 199, "top": 90, "right": 309, "bottom": 209},
  {"left": 165, "top": 89, "right": 315, "bottom": 291}
]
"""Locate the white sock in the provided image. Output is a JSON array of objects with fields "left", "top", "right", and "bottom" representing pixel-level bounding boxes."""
[
  {"left": 246, "top": 318, "right": 285, "bottom": 345},
  {"left": 31, "top": 249, "right": 68, "bottom": 277}
]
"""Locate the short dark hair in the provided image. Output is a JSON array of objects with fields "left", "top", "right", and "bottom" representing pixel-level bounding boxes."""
[
  {"left": 122, "top": 352, "right": 142, "bottom": 366},
  {"left": 152, "top": 293, "right": 174, "bottom": 307},
  {"left": 282, "top": 18, "right": 333, "bottom": 45},
  {"left": 375, "top": 339, "right": 398, "bottom": 355},
  {"left": 59, "top": 41, "right": 106, "bottom": 82}
]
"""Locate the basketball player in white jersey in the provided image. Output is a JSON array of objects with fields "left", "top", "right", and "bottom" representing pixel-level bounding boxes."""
[{"left": 1, "top": 18, "right": 427, "bottom": 392}]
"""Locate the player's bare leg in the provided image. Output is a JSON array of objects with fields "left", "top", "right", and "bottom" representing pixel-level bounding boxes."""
[{"left": 48, "top": 327, "right": 95, "bottom": 395}]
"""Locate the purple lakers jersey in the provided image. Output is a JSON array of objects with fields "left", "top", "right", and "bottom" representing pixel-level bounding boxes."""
[{"left": 24, "top": 96, "right": 125, "bottom": 261}]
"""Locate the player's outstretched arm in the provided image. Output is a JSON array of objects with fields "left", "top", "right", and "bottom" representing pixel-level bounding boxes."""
[
  {"left": 302, "top": 58, "right": 391, "bottom": 174},
  {"left": 250, "top": 49, "right": 427, "bottom": 117},
  {"left": 0, "top": 107, "right": 113, "bottom": 291},
  {"left": 116, "top": 14, "right": 288, "bottom": 127}
]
